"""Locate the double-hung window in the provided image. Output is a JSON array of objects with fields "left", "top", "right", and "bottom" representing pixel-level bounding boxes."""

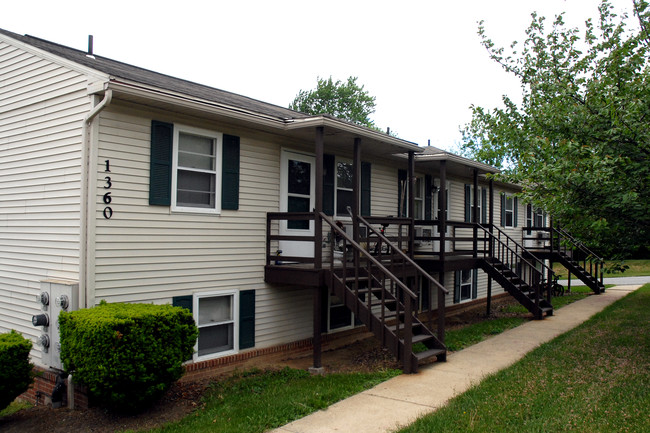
[
  {"left": 459, "top": 269, "right": 473, "bottom": 301},
  {"left": 336, "top": 159, "right": 354, "bottom": 217},
  {"left": 172, "top": 125, "right": 223, "bottom": 213},
  {"left": 195, "top": 291, "right": 237, "bottom": 359},
  {"left": 503, "top": 194, "right": 515, "bottom": 227},
  {"left": 454, "top": 269, "right": 478, "bottom": 303},
  {"left": 413, "top": 176, "right": 424, "bottom": 220}
]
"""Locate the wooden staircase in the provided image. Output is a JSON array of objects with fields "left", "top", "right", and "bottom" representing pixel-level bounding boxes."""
[
  {"left": 321, "top": 212, "right": 448, "bottom": 373},
  {"left": 477, "top": 224, "right": 555, "bottom": 320},
  {"left": 549, "top": 228, "right": 605, "bottom": 294},
  {"left": 480, "top": 257, "right": 553, "bottom": 319}
]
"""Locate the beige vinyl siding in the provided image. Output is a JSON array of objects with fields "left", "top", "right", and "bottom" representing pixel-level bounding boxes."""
[
  {"left": 0, "top": 41, "right": 89, "bottom": 360},
  {"left": 92, "top": 106, "right": 316, "bottom": 350},
  {"left": 369, "top": 160, "right": 400, "bottom": 217}
]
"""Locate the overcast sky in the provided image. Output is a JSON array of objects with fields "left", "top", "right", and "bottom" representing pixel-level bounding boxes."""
[{"left": 3, "top": 0, "right": 636, "bottom": 150}]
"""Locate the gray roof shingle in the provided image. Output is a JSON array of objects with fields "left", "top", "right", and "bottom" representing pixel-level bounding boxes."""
[{"left": 0, "top": 28, "right": 307, "bottom": 121}]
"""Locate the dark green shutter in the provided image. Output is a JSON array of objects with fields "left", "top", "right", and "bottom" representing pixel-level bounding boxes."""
[
  {"left": 323, "top": 154, "right": 335, "bottom": 216},
  {"left": 481, "top": 188, "right": 488, "bottom": 224},
  {"left": 149, "top": 120, "right": 173, "bottom": 206},
  {"left": 454, "top": 270, "right": 461, "bottom": 304},
  {"left": 172, "top": 295, "right": 193, "bottom": 313},
  {"left": 472, "top": 269, "right": 478, "bottom": 299},
  {"left": 500, "top": 193, "right": 505, "bottom": 227},
  {"left": 464, "top": 184, "right": 471, "bottom": 222},
  {"left": 398, "top": 169, "right": 407, "bottom": 217},
  {"left": 239, "top": 290, "right": 255, "bottom": 349},
  {"left": 513, "top": 197, "right": 518, "bottom": 227},
  {"left": 424, "top": 175, "right": 432, "bottom": 220},
  {"left": 221, "top": 134, "right": 240, "bottom": 210},
  {"left": 361, "top": 162, "right": 371, "bottom": 216}
]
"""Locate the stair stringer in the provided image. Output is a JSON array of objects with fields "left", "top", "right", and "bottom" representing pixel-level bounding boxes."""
[
  {"left": 552, "top": 252, "right": 605, "bottom": 294},
  {"left": 327, "top": 269, "right": 446, "bottom": 373},
  {"left": 479, "top": 258, "right": 553, "bottom": 319}
]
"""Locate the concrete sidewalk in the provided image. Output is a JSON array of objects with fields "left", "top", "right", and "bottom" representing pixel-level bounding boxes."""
[{"left": 271, "top": 284, "right": 641, "bottom": 433}]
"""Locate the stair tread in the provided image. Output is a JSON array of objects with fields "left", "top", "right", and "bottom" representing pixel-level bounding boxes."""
[{"left": 415, "top": 348, "right": 446, "bottom": 360}]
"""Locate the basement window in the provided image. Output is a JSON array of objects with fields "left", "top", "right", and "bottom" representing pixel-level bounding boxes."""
[
  {"left": 195, "top": 291, "right": 237, "bottom": 359},
  {"left": 459, "top": 269, "right": 473, "bottom": 302}
]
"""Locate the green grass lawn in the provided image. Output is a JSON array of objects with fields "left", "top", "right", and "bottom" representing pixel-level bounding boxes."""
[
  {"left": 399, "top": 284, "right": 650, "bottom": 433},
  {"left": 148, "top": 286, "right": 602, "bottom": 433},
  {"left": 553, "top": 259, "right": 650, "bottom": 278},
  {"left": 140, "top": 368, "right": 400, "bottom": 433}
]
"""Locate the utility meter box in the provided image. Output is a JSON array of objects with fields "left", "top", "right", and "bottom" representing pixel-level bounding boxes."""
[{"left": 33, "top": 280, "right": 79, "bottom": 371}]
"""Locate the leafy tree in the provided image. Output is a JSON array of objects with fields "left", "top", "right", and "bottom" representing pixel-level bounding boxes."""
[
  {"left": 290, "top": 76, "right": 377, "bottom": 128},
  {"left": 461, "top": 0, "right": 650, "bottom": 257}
]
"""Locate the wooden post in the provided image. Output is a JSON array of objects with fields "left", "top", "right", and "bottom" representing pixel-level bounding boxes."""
[
  {"left": 487, "top": 179, "right": 494, "bottom": 316},
  {"left": 312, "top": 126, "right": 324, "bottom": 371},
  {"left": 353, "top": 138, "right": 361, "bottom": 244},
  {"left": 438, "top": 160, "right": 448, "bottom": 349},
  {"left": 408, "top": 151, "right": 415, "bottom": 258},
  {"left": 472, "top": 169, "right": 478, "bottom": 258},
  {"left": 314, "top": 127, "right": 324, "bottom": 269},
  {"left": 439, "top": 161, "right": 447, "bottom": 264}
]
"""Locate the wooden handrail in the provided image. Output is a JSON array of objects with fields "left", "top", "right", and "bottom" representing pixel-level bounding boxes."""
[
  {"left": 355, "top": 212, "right": 449, "bottom": 295},
  {"left": 487, "top": 224, "right": 555, "bottom": 278},
  {"left": 320, "top": 212, "right": 417, "bottom": 300}
]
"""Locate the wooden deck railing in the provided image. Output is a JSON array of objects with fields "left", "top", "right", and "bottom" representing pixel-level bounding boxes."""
[
  {"left": 320, "top": 212, "right": 420, "bottom": 372},
  {"left": 355, "top": 212, "right": 449, "bottom": 344}
]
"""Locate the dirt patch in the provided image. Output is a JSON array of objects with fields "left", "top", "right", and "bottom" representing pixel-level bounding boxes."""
[{"left": 0, "top": 296, "right": 526, "bottom": 433}]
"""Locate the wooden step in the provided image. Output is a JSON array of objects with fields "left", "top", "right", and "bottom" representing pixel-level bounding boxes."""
[{"left": 414, "top": 348, "right": 446, "bottom": 362}]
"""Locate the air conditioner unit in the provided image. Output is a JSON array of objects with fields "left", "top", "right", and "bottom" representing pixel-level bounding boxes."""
[
  {"left": 535, "top": 231, "right": 548, "bottom": 247},
  {"left": 414, "top": 227, "right": 432, "bottom": 247}
]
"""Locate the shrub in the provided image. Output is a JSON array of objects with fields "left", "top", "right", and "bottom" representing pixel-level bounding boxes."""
[
  {"left": 59, "top": 302, "right": 197, "bottom": 412},
  {"left": 0, "top": 330, "right": 34, "bottom": 411}
]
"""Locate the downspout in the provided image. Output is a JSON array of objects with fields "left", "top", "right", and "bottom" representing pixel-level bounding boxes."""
[{"left": 79, "top": 88, "right": 112, "bottom": 310}]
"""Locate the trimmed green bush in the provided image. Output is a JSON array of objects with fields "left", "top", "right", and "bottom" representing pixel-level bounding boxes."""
[
  {"left": 0, "top": 330, "right": 34, "bottom": 411},
  {"left": 59, "top": 302, "right": 197, "bottom": 412}
]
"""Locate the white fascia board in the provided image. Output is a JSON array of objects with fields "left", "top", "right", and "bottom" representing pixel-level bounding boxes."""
[{"left": 105, "top": 80, "right": 288, "bottom": 130}]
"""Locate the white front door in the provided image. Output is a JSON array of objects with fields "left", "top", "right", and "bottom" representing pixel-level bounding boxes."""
[{"left": 279, "top": 150, "right": 316, "bottom": 258}]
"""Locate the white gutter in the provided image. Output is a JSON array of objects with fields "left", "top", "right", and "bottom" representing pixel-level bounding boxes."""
[
  {"left": 105, "top": 80, "right": 423, "bottom": 154},
  {"left": 106, "top": 81, "right": 287, "bottom": 130},
  {"left": 79, "top": 87, "right": 112, "bottom": 309}
]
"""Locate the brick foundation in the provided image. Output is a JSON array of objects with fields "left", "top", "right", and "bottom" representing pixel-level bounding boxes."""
[
  {"left": 17, "top": 295, "right": 509, "bottom": 409},
  {"left": 19, "top": 368, "right": 88, "bottom": 409}
]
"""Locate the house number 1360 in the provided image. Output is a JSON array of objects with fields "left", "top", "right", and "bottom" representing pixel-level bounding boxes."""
[{"left": 103, "top": 159, "right": 113, "bottom": 219}]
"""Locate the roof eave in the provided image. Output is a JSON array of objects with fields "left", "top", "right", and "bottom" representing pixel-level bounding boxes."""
[{"left": 285, "top": 116, "right": 423, "bottom": 154}]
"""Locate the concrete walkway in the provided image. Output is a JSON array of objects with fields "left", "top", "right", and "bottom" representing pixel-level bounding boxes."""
[
  {"left": 559, "top": 275, "right": 650, "bottom": 287},
  {"left": 271, "top": 284, "right": 641, "bottom": 433}
]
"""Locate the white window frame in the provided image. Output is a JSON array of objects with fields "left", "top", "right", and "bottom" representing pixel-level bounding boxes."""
[
  {"left": 193, "top": 290, "right": 238, "bottom": 361},
  {"left": 335, "top": 157, "right": 354, "bottom": 219},
  {"left": 328, "top": 294, "right": 355, "bottom": 332},
  {"left": 458, "top": 269, "right": 473, "bottom": 303},
  {"left": 534, "top": 208, "right": 545, "bottom": 227},
  {"left": 468, "top": 186, "right": 486, "bottom": 224},
  {"left": 433, "top": 179, "right": 450, "bottom": 221},
  {"left": 413, "top": 175, "right": 425, "bottom": 220},
  {"left": 171, "top": 124, "right": 223, "bottom": 214},
  {"left": 504, "top": 193, "right": 515, "bottom": 228}
]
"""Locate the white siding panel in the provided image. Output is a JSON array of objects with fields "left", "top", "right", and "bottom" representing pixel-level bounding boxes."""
[
  {"left": 93, "top": 108, "right": 318, "bottom": 349},
  {"left": 370, "top": 161, "right": 399, "bottom": 217},
  {"left": 0, "top": 42, "right": 88, "bottom": 363}
]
